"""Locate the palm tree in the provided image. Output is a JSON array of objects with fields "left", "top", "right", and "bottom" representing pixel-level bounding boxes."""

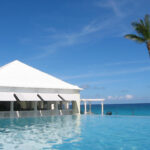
[{"left": 124, "top": 14, "right": 150, "bottom": 56}]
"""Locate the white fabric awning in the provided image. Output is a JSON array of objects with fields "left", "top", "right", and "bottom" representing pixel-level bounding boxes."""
[
  {"left": 58, "top": 94, "right": 79, "bottom": 101},
  {"left": 38, "top": 93, "right": 62, "bottom": 101},
  {"left": 0, "top": 92, "right": 16, "bottom": 101},
  {"left": 0, "top": 92, "right": 79, "bottom": 102},
  {"left": 15, "top": 93, "right": 41, "bottom": 101}
]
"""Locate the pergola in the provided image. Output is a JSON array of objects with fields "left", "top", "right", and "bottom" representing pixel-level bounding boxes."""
[{"left": 81, "top": 99, "right": 105, "bottom": 116}]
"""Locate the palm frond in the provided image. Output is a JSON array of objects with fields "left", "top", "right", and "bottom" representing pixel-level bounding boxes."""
[
  {"left": 124, "top": 34, "right": 146, "bottom": 43},
  {"left": 140, "top": 19, "right": 145, "bottom": 26},
  {"left": 144, "top": 14, "right": 150, "bottom": 27},
  {"left": 131, "top": 22, "right": 147, "bottom": 38},
  {"left": 124, "top": 14, "right": 150, "bottom": 57},
  {"left": 144, "top": 14, "right": 150, "bottom": 38}
]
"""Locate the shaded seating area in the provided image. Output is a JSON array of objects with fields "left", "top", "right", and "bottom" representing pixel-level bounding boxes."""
[{"left": 0, "top": 92, "right": 80, "bottom": 118}]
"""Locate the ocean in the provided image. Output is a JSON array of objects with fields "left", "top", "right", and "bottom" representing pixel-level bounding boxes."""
[{"left": 80, "top": 103, "right": 150, "bottom": 116}]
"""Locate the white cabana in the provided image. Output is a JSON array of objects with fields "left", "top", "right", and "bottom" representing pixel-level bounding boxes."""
[{"left": 0, "top": 60, "right": 81, "bottom": 117}]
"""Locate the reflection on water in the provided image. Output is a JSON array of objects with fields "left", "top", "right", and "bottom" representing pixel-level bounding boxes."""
[
  {"left": 0, "top": 115, "right": 81, "bottom": 150},
  {"left": 0, "top": 115, "right": 150, "bottom": 150}
]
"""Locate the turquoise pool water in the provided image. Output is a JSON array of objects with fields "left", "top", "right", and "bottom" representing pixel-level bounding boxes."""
[{"left": 0, "top": 115, "right": 150, "bottom": 150}]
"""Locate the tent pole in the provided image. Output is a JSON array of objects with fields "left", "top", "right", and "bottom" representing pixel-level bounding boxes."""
[
  {"left": 10, "top": 101, "right": 14, "bottom": 112},
  {"left": 89, "top": 101, "right": 92, "bottom": 113},
  {"left": 65, "top": 102, "right": 69, "bottom": 110},
  {"left": 34, "top": 101, "right": 37, "bottom": 111},
  {"left": 101, "top": 102, "right": 104, "bottom": 116},
  {"left": 84, "top": 101, "right": 87, "bottom": 114}
]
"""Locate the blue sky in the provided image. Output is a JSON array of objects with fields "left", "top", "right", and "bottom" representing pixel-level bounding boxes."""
[{"left": 0, "top": 0, "right": 150, "bottom": 104}]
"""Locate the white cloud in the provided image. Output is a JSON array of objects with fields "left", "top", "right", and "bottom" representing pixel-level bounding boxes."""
[
  {"left": 32, "top": 17, "right": 115, "bottom": 59},
  {"left": 103, "top": 60, "right": 149, "bottom": 66},
  {"left": 97, "top": 0, "right": 123, "bottom": 17},
  {"left": 106, "top": 94, "right": 134, "bottom": 100},
  {"left": 29, "top": 0, "right": 143, "bottom": 59},
  {"left": 32, "top": 0, "right": 135, "bottom": 60},
  {"left": 125, "top": 94, "right": 133, "bottom": 99},
  {"left": 107, "top": 96, "right": 113, "bottom": 100},
  {"left": 96, "top": 0, "right": 134, "bottom": 18},
  {"left": 62, "top": 66, "right": 150, "bottom": 80}
]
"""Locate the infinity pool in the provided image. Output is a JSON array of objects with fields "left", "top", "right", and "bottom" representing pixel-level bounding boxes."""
[{"left": 0, "top": 115, "right": 150, "bottom": 150}]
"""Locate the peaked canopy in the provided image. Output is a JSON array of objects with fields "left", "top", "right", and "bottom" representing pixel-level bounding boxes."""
[{"left": 0, "top": 60, "right": 81, "bottom": 90}]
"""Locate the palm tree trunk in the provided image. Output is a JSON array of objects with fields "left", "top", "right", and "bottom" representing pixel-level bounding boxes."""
[{"left": 147, "top": 41, "right": 150, "bottom": 56}]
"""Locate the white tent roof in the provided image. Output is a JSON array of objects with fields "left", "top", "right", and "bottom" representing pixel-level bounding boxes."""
[{"left": 0, "top": 60, "right": 81, "bottom": 90}]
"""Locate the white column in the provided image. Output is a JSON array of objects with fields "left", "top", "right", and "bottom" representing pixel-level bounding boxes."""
[
  {"left": 51, "top": 104, "right": 54, "bottom": 110},
  {"left": 33, "top": 101, "right": 37, "bottom": 117},
  {"left": 72, "top": 101, "right": 80, "bottom": 114},
  {"left": 41, "top": 101, "right": 44, "bottom": 109},
  {"left": 89, "top": 101, "right": 92, "bottom": 113},
  {"left": 54, "top": 102, "right": 58, "bottom": 110},
  {"left": 34, "top": 101, "right": 37, "bottom": 111},
  {"left": 101, "top": 102, "right": 104, "bottom": 116},
  {"left": 84, "top": 101, "right": 87, "bottom": 114},
  {"left": 10, "top": 101, "right": 14, "bottom": 112},
  {"left": 64, "top": 102, "right": 69, "bottom": 110},
  {"left": 55, "top": 102, "right": 59, "bottom": 115}
]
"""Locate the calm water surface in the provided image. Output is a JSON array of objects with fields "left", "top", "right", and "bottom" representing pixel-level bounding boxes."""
[
  {"left": 0, "top": 115, "right": 150, "bottom": 150},
  {"left": 81, "top": 103, "right": 150, "bottom": 116}
]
